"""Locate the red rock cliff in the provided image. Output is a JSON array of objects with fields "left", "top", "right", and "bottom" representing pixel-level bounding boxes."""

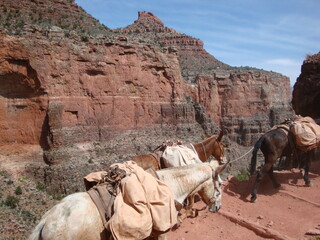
[{"left": 292, "top": 52, "right": 320, "bottom": 121}]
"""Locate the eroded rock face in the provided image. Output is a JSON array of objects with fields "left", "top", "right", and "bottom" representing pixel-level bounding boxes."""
[
  {"left": 292, "top": 52, "right": 320, "bottom": 121},
  {"left": 0, "top": 31, "right": 195, "bottom": 146},
  {"left": 115, "top": 11, "right": 294, "bottom": 145}
]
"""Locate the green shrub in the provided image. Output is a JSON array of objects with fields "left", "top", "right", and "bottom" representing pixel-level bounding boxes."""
[
  {"left": 15, "top": 186, "right": 22, "bottom": 195},
  {"left": 235, "top": 171, "right": 250, "bottom": 181},
  {"left": 81, "top": 35, "right": 89, "bottom": 42},
  {"left": 0, "top": 170, "right": 8, "bottom": 177},
  {"left": 6, "top": 179, "right": 13, "bottom": 185},
  {"left": 4, "top": 195, "right": 19, "bottom": 209},
  {"left": 36, "top": 183, "right": 45, "bottom": 191},
  {"left": 21, "top": 210, "right": 36, "bottom": 223},
  {"left": 18, "top": 176, "right": 28, "bottom": 182}
]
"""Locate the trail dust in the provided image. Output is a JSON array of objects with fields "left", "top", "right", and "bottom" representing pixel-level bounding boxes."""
[{"left": 168, "top": 161, "right": 320, "bottom": 240}]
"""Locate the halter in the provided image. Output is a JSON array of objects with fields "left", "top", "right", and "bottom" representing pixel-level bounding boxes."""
[
  {"left": 208, "top": 165, "right": 221, "bottom": 204},
  {"left": 201, "top": 137, "right": 224, "bottom": 161},
  {"left": 201, "top": 142, "right": 208, "bottom": 161}
]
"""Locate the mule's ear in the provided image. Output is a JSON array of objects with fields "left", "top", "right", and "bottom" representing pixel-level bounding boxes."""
[
  {"left": 217, "top": 130, "right": 224, "bottom": 141},
  {"left": 216, "top": 160, "right": 230, "bottom": 174},
  {"left": 204, "top": 133, "right": 211, "bottom": 138}
]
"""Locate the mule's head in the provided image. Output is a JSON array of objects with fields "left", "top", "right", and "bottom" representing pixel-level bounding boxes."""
[
  {"left": 198, "top": 174, "right": 222, "bottom": 212},
  {"left": 206, "top": 130, "right": 227, "bottom": 164},
  {"left": 198, "top": 160, "right": 228, "bottom": 212}
]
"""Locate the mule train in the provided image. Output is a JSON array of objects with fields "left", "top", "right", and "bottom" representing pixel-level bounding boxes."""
[
  {"left": 132, "top": 131, "right": 227, "bottom": 220},
  {"left": 29, "top": 159, "right": 228, "bottom": 240}
]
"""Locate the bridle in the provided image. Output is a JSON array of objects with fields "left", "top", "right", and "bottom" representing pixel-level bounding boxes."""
[
  {"left": 201, "top": 137, "right": 224, "bottom": 162},
  {"left": 208, "top": 166, "right": 221, "bottom": 204}
]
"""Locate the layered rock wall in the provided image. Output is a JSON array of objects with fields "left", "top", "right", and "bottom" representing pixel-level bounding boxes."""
[
  {"left": 0, "top": 31, "right": 198, "bottom": 147},
  {"left": 292, "top": 52, "right": 320, "bottom": 121},
  {"left": 185, "top": 70, "right": 293, "bottom": 145}
]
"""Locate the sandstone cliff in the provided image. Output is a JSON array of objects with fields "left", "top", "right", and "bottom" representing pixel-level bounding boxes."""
[
  {"left": 117, "top": 11, "right": 294, "bottom": 145},
  {"left": 292, "top": 52, "right": 320, "bottom": 121}
]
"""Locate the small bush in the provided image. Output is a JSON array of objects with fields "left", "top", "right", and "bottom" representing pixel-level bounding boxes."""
[
  {"left": 18, "top": 176, "right": 28, "bottom": 182},
  {"left": 36, "top": 183, "right": 45, "bottom": 191},
  {"left": 235, "top": 171, "right": 250, "bottom": 181},
  {"left": 15, "top": 186, "right": 22, "bottom": 195},
  {"left": 81, "top": 35, "right": 89, "bottom": 42},
  {"left": 21, "top": 210, "right": 36, "bottom": 223},
  {"left": 0, "top": 170, "right": 8, "bottom": 177},
  {"left": 4, "top": 195, "right": 19, "bottom": 209},
  {"left": 6, "top": 179, "right": 13, "bottom": 185}
]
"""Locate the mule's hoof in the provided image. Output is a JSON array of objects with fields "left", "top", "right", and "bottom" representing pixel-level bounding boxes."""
[
  {"left": 190, "top": 209, "right": 198, "bottom": 218},
  {"left": 306, "top": 182, "right": 313, "bottom": 187},
  {"left": 250, "top": 196, "right": 257, "bottom": 203}
]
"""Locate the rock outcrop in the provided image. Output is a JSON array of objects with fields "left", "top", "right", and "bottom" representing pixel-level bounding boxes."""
[{"left": 292, "top": 52, "right": 320, "bottom": 121}]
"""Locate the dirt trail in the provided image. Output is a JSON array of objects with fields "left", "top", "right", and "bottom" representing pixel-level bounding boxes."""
[{"left": 168, "top": 161, "right": 320, "bottom": 240}]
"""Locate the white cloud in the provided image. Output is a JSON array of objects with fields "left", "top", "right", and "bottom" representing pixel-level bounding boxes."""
[{"left": 264, "top": 58, "right": 299, "bottom": 67}]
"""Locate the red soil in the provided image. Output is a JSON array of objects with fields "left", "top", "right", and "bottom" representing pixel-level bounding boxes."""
[{"left": 168, "top": 161, "right": 320, "bottom": 240}]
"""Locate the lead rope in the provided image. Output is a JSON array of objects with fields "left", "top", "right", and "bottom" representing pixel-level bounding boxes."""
[{"left": 229, "top": 147, "right": 254, "bottom": 164}]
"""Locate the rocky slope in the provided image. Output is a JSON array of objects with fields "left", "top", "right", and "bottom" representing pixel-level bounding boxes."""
[
  {"left": 292, "top": 52, "right": 320, "bottom": 121},
  {"left": 0, "top": 0, "right": 108, "bottom": 36}
]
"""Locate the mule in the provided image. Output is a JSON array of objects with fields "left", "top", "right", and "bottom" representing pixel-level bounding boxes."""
[
  {"left": 250, "top": 128, "right": 313, "bottom": 202},
  {"left": 28, "top": 161, "right": 228, "bottom": 240},
  {"left": 132, "top": 130, "right": 227, "bottom": 220},
  {"left": 132, "top": 130, "right": 227, "bottom": 172}
]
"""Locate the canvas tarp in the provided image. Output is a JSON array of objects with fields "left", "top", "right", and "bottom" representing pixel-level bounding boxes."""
[
  {"left": 162, "top": 144, "right": 201, "bottom": 167},
  {"left": 291, "top": 116, "right": 320, "bottom": 152},
  {"left": 83, "top": 171, "right": 108, "bottom": 191},
  {"left": 106, "top": 161, "right": 177, "bottom": 240}
]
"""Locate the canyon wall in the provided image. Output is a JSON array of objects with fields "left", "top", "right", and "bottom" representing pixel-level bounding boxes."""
[{"left": 292, "top": 52, "right": 320, "bottom": 121}]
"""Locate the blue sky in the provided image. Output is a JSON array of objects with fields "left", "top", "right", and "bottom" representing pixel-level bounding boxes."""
[{"left": 75, "top": 0, "right": 320, "bottom": 86}]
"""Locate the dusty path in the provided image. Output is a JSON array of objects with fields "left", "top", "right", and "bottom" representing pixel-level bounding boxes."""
[{"left": 168, "top": 161, "right": 320, "bottom": 240}]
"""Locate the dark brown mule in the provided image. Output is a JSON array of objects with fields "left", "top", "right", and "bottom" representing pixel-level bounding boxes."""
[
  {"left": 250, "top": 128, "right": 313, "bottom": 202},
  {"left": 132, "top": 130, "right": 226, "bottom": 221}
]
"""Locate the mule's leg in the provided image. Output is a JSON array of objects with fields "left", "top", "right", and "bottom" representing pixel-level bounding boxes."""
[
  {"left": 251, "top": 162, "right": 273, "bottom": 202},
  {"left": 147, "top": 233, "right": 167, "bottom": 240},
  {"left": 301, "top": 152, "right": 312, "bottom": 186},
  {"left": 177, "top": 195, "right": 196, "bottom": 223},
  {"left": 185, "top": 194, "right": 197, "bottom": 218},
  {"left": 156, "top": 233, "right": 168, "bottom": 240},
  {"left": 267, "top": 165, "right": 281, "bottom": 188}
]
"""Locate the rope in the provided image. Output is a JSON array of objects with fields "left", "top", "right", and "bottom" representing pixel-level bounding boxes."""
[{"left": 229, "top": 147, "right": 254, "bottom": 164}]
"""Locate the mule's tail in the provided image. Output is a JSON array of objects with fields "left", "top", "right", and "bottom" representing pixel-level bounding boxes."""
[
  {"left": 28, "top": 219, "right": 45, "bottom": 240},
  {"left": 250, "top": 136, "right": 264, "bottom": 176}
]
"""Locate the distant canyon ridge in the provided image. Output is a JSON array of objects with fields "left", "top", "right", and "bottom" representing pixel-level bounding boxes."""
[{"left": 0, "top": 0, "right": 318, "bottom": 194}]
